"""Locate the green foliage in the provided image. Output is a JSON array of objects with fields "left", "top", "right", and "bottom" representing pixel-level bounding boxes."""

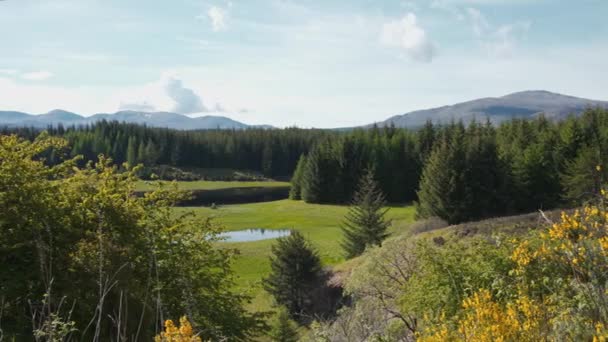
[
  {"left": 269, "top": 308, "right": 300, "bottom": 342},
  {"left": 341, "top": 169, "right": 391, "bottom": 258},
  {"left": 289, "top": 154, "right": 307, "bottom": 200},
  {"left": 416, "top": 138, "right": 465, "bottom": 224},
  {"left": 561, "top": 145, "right": 607, "bottom": 203},
  {"left": 300, "top": 145, "right": 323, "bottom": 203},
  {"left": 264, "top": 231, "right": 323, "bottom": 320},
  {"left": 126, "top": 136, "right": 138, "bottom": 168},
  {"left": 400, "top": 238, "right": 515, "bottom": 322},
  {"left": 417, "top": 121, "right": 510, "bottom": 224},
  {"left": 6, "top": 108, "right": 608, "bottom": 229},
  {"left": 0, "top": 133, "right": 264, "bottom": 341}
]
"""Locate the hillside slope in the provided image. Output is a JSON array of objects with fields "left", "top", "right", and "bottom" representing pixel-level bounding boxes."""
[{"left": 376, "top": 90, "right": 608, "bottom": 128}]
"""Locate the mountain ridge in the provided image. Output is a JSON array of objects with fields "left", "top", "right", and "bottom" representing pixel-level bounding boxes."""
[
  {"left": 373, "top": 90, "right": 608, "bottom": 128},
  {"left": 2, "top": 91, "right": 607, "bottom": 130},
  {"left": 0, "top": 109, "right": 272, "bottom": 130}
]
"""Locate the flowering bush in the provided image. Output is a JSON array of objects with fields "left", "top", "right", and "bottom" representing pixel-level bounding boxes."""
[
  {"left": 155, "top": 316, "right": 202, "bottom": 342},
  {"left": 418, "top": 186, "right": 608, "bottom": 341}
]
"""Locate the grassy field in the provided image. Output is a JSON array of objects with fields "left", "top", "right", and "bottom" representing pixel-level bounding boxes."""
[
  {"left": 135, "top": 180, "right": 290, "bottom": 191},
  {"left": 178, "top": 200, "right": 416, "bottom": 311}
]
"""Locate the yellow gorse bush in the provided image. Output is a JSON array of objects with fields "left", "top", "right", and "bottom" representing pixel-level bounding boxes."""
[
  {"left": 154, "top": 316, "right": 202, "bottom": 342},
  {"left": 419, "top": 289, "right": 547, "bottom": 342},
  {"left": 420, "top": 189, "right": 608, "bottom": 341}
]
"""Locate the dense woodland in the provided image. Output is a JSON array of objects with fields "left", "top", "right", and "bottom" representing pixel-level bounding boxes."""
[
  {"left": 0, "top": 122, "right": 329, "bottom": 178},
  {"left": 292, "top": 108, "right": 608, "bottom": 222},
  {"left": 7, "top": 108, "right": 605, "bottom": 223}
]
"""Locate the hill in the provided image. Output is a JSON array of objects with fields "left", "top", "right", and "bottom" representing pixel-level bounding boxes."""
[
  {"left": 0, "top": 109, "right": 272, "bottom": 130},
  {"left": 374, "top": 90, "right": 608, "bottom": 128}
]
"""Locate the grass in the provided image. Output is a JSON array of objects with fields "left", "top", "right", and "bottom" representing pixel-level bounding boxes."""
[
  {"left": 177, "top": 200, "right": 416, "bottom": 311},
  {"left": 135, "top": 180, "right": 290, "bottom": 191}
]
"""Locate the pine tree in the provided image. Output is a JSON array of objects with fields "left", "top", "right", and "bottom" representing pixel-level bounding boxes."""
[
  {"left": 137, "top": 141, "right": 146, "bottom": 164},
  {"left": 144, "top": 139, "right": 159, "bottom": 165},
  {"left": 263, "top": 231, "right": 323, "bottom": 320},
  {"left": 561, "top": 145, "right": 606, "bottom": 203},
  {"left": 289, "top": 155, "right": 307, "bottom": 200},
  {"left": 126, "top": 137, "right": 138, "bottom": 168},
  {"left": 417, "top": 120, "right": 436, "bottom": 162},
  {"left": 341, "top": 169, "right": 391, "bottom": 258},
  {"left": 301, "top": 147, "right": 323, "bottom": 203},
  {"left": 269, "top": 308, "right": 299, "bottom": 342},
  {"left": 416, "top": 130, "right": 468, "bottom": 224}
]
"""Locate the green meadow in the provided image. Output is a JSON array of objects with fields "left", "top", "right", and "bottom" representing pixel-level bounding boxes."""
[{"left": 177, "top": 200, "right": 416, "bottom": 310}]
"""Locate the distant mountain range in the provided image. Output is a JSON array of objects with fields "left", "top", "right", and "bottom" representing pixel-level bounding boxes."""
[
  {"left": 374, "top": 90, "right": 608, "bottom": 128},
  {"left": 1, "top": 91, "right": 607, "bottom": 130},
  {"left": 0, "top": 109, "right": 273, "bottom": 130}
]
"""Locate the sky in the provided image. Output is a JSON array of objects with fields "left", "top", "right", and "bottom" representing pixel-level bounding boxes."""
[{"left": 0, "top": 0, "right": 607, "bottom": 128}]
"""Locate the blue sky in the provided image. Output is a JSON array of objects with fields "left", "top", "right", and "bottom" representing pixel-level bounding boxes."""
[{"left": 0, "top": 0, "right": 607, "bottom": 127}]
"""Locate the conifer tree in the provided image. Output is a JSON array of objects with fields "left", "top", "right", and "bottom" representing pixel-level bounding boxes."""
[
  {"left": 416, "top": 131, "right": 468, "bottom": 224},
  {"left": 137, "top": 141, "right": 146, "bottom": 164},
  {"left": 144, "top": 139, "right": 159, "bottom": 165},
  {"left": 126, "top": 137, "right": 138, "bottom": 167},
  {"left": 289, "top": 154, "right": 307, "bottom": 200},
  {"left": 263, "top": 231, "right": 323, "bottom": 320},
  {"left": 341, "top": 169, "right": 391, "bottom": 258},
  {"left": 269, "top": 308, "right": 299, "bottom": 342},
  {"left": 301, "top": 147, "right": 323, "bottom": 203},
  {"left": 561, "top": 145, "right": 606, "bottom": 203}
]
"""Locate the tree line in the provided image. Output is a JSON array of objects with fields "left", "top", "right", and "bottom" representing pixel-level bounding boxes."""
[
  {"left": 292, "top": 108, "right": 608, "bottom": 223},
  {"left": 0, "top": 121, "right": 329, "bottom": 178},
  {"left": 3, "top": 108, "right": 607, "bottom": 223}
]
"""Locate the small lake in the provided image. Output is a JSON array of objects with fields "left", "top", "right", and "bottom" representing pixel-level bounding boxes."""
[{"left": 219, "top": 228, "right": 291, "bottom": 242}]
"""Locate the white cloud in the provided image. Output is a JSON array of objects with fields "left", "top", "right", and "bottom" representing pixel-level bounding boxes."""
[
  {"left": 381, "top": 13, "right": 436, "bottom": 62},
  {"left": 206, "top": 6, "right": 227, "bottom": 32},
  {"left": 21, "top": 71, "right": 54, "bottom": 81},
  {"left": 466, "top": 7, "right": 489, "bottom": 36},
  {"left": 116, "top": 74, "right": 233, "bottom": 114},
  {"left": 466, "top": 8, "right": 530, "bottom": 58},
  {"left": 164, "top": 77, "right": 207, "bottom": 113},
  {"left": 486, "top": 21, "right": 531, "bottom": 57}
]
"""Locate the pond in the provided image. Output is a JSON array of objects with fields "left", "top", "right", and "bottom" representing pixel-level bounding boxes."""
[{"left": 218, "top": 228, "right": 291, "bottom": 242}]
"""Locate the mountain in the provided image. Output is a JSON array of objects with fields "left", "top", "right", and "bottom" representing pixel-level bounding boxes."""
[
  {"left": 0, "top": 110, "right": 271, "bottom": 130},
  {"left": 375, "top": 90, "right": 608, "bottom": 128}
]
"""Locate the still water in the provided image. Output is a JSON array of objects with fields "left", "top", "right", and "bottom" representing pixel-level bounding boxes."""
[{"left": 219, "top": 228, "right": 291, "bottom": 242}]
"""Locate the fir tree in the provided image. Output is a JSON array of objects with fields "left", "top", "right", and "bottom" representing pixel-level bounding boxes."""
[
  {"left": 561, "top": 145, "right": 606, "bottom": 203},
  {"left": 341, "top": 169, "right": 391, "bottom": 258},
  {"left": 416, "top": 132, "right": 468, "bottom": 224},
  {"left": 137, "top": 141, "right": 146, "bottom": 164},
  {"left": 301, "top": 147, "right": 323, "bottom": 203},
  {"left": 289, "top": 154, "right": 307, "bottom": 200},
  {"left": 144, "top": 139, "right": 159, "bottom": 165},
  {"left": 126, "top": 137, "right": 138, "bottom": 168},
  {"left": 263, "top": 231, "right": 323, "bottom": 320},
  {"left": 269, "top": 308, "right": 299, "bottom": 342}
]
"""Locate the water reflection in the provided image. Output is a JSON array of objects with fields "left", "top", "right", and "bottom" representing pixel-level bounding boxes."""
[{"left": 218, "top": 228, "right": 291, "bottom": 242}]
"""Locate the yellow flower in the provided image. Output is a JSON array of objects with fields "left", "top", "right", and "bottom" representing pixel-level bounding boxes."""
[{"left": 155, "top": 316, "right": 202, "bottom": 342}]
